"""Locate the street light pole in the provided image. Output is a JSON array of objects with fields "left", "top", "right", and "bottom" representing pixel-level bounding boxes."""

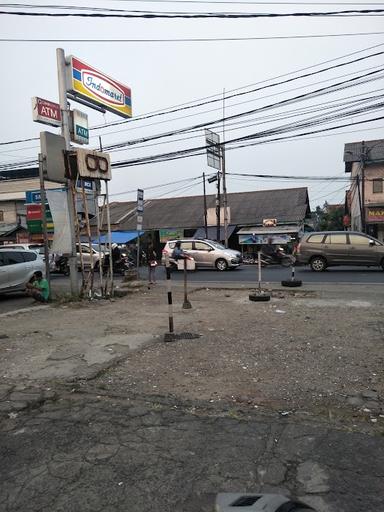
[{"left": 56, "top": 48, "right": 78, "bottom": 296}]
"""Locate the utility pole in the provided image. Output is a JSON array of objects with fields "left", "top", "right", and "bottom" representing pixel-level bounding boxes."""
[
  {"left": 38, "top": 153, "right": 51, "bottom": 298},
  {"left": 203, "top": 172, "right": 208, "bottom": 239},
  {"left": 222, "top": 88, "right": 229, "bottom": 248},
  {"left": 361, "top": 141, "right": 366, "bottom": 234},
  {"left": 56, "top": 48, "right": 78, "bottom": 296},
  {"left": 216, "top": 171, "right": 221, "bottom": 243}
]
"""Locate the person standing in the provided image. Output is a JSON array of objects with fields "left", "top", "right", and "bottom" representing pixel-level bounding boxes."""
[{"left": 146, "top": 243, "right": 157, "bottom": 285}]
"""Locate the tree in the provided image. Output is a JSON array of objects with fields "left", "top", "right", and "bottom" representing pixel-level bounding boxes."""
[{"left": 313, "top": 202, "right": 344, "bottom": 231}]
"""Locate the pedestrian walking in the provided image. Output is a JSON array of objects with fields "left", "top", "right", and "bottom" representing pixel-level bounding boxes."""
[{"left": 146, "top": 243, "right": 157, "bottom": 285}]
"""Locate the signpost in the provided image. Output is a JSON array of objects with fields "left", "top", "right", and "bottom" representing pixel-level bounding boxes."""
[
  {"left": 205, "top": 128, "right": 229, "bottom": 246},
  {"left": 32, "top": 97, "right": 62, "bottom": 127},
  {"left": 32, "top": 48, "right": 133, "bottom": 297},
  {"left": 136, "top": 189, "right": 144, "bottom": 277}
]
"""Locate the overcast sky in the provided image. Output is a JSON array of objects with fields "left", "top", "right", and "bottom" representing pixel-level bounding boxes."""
[{"left": 0, "top": 1, "right": 383, "bottom": 209}]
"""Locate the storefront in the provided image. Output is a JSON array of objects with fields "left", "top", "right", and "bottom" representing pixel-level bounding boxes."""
[
  {"left": 366, "top": 207, "right": 384, "bottom": 242},
  {"left": 237, "top": 225, "right": 303, "bottom": 255}
]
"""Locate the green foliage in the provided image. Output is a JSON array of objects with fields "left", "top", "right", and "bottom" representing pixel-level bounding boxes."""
[{"left": 313, "top": 202, "right": 344, "bottom": 231}]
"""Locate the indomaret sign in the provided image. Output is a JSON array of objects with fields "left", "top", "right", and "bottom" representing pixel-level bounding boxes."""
[{"left": 67, "top": 56, "right": 132, "bottom": 119}]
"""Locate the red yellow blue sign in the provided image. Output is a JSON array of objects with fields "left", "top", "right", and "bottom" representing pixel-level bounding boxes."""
[{"left": 68, "top": 56, "right": 132, "bottom": 118}]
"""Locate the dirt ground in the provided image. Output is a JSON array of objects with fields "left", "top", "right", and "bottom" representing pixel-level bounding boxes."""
[
  {"left": 91, "top": 285, "right": 383, "bottom": 431},
  {"left": 0, "top": 283, "right": 383, "bottom": 431}
]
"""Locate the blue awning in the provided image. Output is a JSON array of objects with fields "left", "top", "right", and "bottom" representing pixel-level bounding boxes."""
[{"left": 92, "top": 231, "right": 144, "bottom": 244}]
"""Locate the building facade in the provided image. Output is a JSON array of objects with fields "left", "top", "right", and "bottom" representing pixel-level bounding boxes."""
[{"left": 344, "top": 139, "right": 384, "bottom": 241}]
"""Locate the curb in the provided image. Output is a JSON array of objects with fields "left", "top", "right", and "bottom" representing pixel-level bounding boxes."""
[{"left": 0, "top": 305, "right": 50, "bottom": 318}]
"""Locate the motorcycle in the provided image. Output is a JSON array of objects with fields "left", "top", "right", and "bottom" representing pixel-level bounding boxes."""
[
  {"left": 103, "top": 254, "right": 135, "bottom": 275},
  {"left": 53, "top": 255, "right": 70, "bottom": 276},
  {"left": 261, "top": 248, "right": 295, "bottom": 268}
]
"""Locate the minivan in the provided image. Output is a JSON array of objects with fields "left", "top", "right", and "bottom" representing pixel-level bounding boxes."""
[
  {"left": 0, "top": 249, "right": 45, "bottom": 293},
  {"left": 162, "top": 239, "right": 242, "bottom": 271},
  {"left": 296, "top": 231, "right": 384, "bottom": 271}
]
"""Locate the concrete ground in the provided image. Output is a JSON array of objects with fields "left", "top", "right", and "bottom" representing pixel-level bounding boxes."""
[{"left": 0, "top": 281, "right": 383, "bottom": 512}]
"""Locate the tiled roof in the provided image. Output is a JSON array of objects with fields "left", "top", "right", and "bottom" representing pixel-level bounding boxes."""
[{"left": 105, "top": 187, "right": 310, "bottom": 231}]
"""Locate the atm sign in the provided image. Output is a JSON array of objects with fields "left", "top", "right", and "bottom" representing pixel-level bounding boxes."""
[{"left": 32, "top": 97, "right": 62, "bottom": 127}]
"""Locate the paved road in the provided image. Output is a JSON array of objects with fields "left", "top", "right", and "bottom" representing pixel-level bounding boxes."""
[
  {"left": 1, "top": 265, "right": 383, "bottom": 315},
  {"left": 157, "top": 263, "right": 384, "bottom": 284}
]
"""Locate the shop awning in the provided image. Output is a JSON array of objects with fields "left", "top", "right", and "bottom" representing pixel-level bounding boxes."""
[
  {"left": 237, "top": 225, "right": 300, "bottom": 235},
  {"left": 92, "top": 231, "right": 144, "bottom": 244},
  {"left": 193, "top": 224, "right": 236, "bottom": 240}
]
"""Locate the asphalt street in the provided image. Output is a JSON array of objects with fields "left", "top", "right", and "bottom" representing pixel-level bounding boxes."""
[{"left": 1, "top": 264, "right": 384, "bottom": 315}]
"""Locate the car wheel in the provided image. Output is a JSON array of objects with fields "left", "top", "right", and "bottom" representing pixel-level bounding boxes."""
[
  {"left": 310, "top": 256, "right": 326, "bottom": 272},
  {"left": 215, "top": 258, "right": 228, "bottom": 271}
]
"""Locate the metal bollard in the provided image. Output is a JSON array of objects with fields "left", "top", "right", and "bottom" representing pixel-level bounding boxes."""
[
  {"left": 182, "top": 258, "right": 192, "bottom": 309},
  {"left": 165, "top": 255, "right": 174, "bottom": 339}
]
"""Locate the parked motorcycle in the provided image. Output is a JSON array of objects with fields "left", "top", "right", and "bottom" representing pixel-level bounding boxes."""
[
  {"left": 53, "top": 255, "right": 70, "bottom": 276},
  {"left": 103, "top": 254, "right": 135, "bottom": 275}
]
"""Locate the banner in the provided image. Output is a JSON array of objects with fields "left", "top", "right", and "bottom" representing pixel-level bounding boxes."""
[{"left": 46, "top": 190, "right": 72, "bottom": 254}]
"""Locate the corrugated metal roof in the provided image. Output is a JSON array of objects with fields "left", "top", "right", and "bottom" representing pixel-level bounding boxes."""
[
  {"left": 344, "top": 139, "right": 384, "bottom": 163},
  {"left": 105, "top": 187, "right": 310, "bottom": 231},
  {"left": 0, "top": 179, "right": 59, "bottom": 201}
]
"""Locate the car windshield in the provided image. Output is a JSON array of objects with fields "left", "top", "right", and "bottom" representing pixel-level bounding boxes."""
[{"left": 208, "top": 241, "right": 225, "bottom": 250}]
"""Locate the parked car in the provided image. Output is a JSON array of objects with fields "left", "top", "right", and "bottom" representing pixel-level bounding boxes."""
[
  {"left": 76, "top": 243, "right": 107, "bottom": 270},
  {"left": 296, "top": 231, "right": 384, "bottom": 271},
  {"left": 161, "top": 239, "right": 242, "bottom": 271},
  {"left": 0, "top": 249, "right": 45, "bottom": 294},
  {"left": 0, "top": 243, "right": 44, "bottom": 257}
]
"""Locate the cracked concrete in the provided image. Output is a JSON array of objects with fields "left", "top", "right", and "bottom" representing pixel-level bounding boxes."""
[
  {"left": 0, "top": 283, "right": 383, "bottom": 511},
  {"left": 0, "top": 394, "right": 383, "bottom": 512}
]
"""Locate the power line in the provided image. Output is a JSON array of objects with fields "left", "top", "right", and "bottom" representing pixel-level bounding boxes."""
[
  {"left": 101, "top": 68, "right": 384, "bottom": 152},
  {"left": 1, "top": 7, "right": 384, "bottom": 17},
  {"left": 1, "top": 42, "right": 382, "bottom": 148},
  {"left": 2, "top": 31, "right": 384, "bottom": 43}
]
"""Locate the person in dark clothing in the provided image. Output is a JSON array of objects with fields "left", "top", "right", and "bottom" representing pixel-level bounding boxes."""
[
  {"left": 111, "top": 243, "right": 121, "bottom": 264},
  {"left": 146, "top": 243, "right": 157, "bottom": 285}
]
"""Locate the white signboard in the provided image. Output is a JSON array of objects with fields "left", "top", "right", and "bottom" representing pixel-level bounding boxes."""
[
  {"left": 137, "top": 189, "right": 144, "bottom": 230},
  {"left": 75, "top": 148, "right": 111, "bottom": 181},
  {"left": 70, "top": 109, "right": 89, "bottom": 145}
]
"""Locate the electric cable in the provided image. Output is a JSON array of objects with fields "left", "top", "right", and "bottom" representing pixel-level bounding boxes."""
[
  {"left": 2, "top": 32, "right": 384, "bottom": 43},
  {"left": 1, "top": 7, "right": 384, "bottom": 18}
]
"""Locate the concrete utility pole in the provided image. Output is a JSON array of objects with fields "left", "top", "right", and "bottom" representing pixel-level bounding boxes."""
[
  {"left": 216, "top": 171, "right": 221, "bottom": 243},
  {"left": 56, "top": 48, "right": 79, "bottom": 296},
  {"left": 38, "top": 154, "right": 51, "bottom": 298},
  {"left": 203, "top": 172, "right": 208, "bottom": 239},
  {"left": 360, "top": 141, "right": 367, "bottom": 234},
  {"left": 222, "top": 88, "right": 229, "bottom": 248}
]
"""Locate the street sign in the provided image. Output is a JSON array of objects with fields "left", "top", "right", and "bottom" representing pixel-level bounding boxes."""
[
  {"left": 40, "top": 132, "right": 67, "bottom": 183},
  {"left": 32, "top": 97, "right": 62, "bottom": 127},
  {"left": 137, "top": 189, "right": 144, "bottom": 230},
  {"left": 72, "top": 148, "right": 111, "bottom": 181},
  {"left": 205, "top": 129, "right": 221, "bottom": 170},
  {"left": 67, "top": 56, "right": 132, "bottom": 118},
  {"left": 70, "top": 109, "right": 89, "bottom": 145}
]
